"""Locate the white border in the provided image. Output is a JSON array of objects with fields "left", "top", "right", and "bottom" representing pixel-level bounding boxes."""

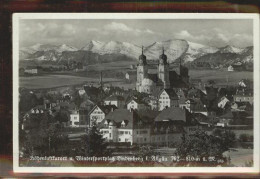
[{"left": 13, "top": 13, "right": 260, "bottom": 174}]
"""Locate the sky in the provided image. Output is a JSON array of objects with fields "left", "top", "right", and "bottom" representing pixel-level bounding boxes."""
[{"left": 19, "top": 19, "right": 253, "bottom": 49}]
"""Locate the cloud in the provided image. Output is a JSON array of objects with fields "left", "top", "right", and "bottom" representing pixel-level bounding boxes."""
[
  {"left": 86, "top": 28, "right": 99, "bottom": 32},
  {"left": 103, "top": 22, "right": 154, "bottom": 35},
  {"left": 174, "top": 29, "right": 253, "bottom": 47},
  {"left": 104, "top": 22, "right": 132, "bottom": 32},
  {"left": 21, "top": 22, "right": 77, "bottom": 39},
  {"left": 216, "top": 33, "right": 229, "bottom": 43},
  {"left": 175, "top": 30, "right": 210, "bottom": 43},
  {"left": 176, "top": 30, "right": 192, "bottom": 38}
]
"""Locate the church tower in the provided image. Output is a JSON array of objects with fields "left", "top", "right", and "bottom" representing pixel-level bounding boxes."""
[
  {"left": 158, "top": 47, "right": 170, "bottom": 89},
  {"left": 136, "top": 46, "right": 148, "bottom": 91},
  {"left": 179, "top": 55, "right": 189, "bottom": 84}
]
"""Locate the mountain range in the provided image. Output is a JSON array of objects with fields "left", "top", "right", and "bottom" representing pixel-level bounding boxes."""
[{"left": 19, "top": 39, "right": 253, "bottom": 67}]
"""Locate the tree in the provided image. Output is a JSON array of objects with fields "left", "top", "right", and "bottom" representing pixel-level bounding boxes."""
[
  {"left": 175, "top": 130, "right": 228, "bottom": 166},
  {"left": 21, "top": 113, "right": 69, "bottom": 158},
  {"left": 78, "top": 126, "right": 109, "bottom": 157},
  {"left": 72, "top": 90, "right": 84, "bottom": 109},
  {"left": 207, "top": 80, "right": 216, "bottom": 86},
  {"left": 54, "top": 110, "right": 69, "bottom": 123}
]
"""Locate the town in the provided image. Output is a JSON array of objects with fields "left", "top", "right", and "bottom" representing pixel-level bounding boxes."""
[{"left": 19, "top": 47, "right": 254, "bottom": 167}]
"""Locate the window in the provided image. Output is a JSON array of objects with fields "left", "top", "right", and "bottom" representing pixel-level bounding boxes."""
[
  {"left": 125, "top": 131, "right": 128, "bottom": 134},
  {"left": 109, "top": 133, "right": 111, "bottom": 138},
  {"left": 119, "top": 131, "right": 124, "bottom": 135},
  {"left": 118, "top": 138, "right": 121, "bottom": 142},
  {"left": 144, "top": 138, "right": 146, "bottom": 142}
]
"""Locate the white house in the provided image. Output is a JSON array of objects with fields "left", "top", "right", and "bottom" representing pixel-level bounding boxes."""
[
  {"left": 89, "top": 105, "right": 117, "bottom": 127},
  {"left": 99, "top": 108, "right": 144, "bottom": 145},
  {"left": 158, "top": 89, "right": 179, "bottom": 111},
  {"left": 125, "top": 73, "right": 130, "bottom": 80},
  {"left": 126, "top": 98, "right": 148, "bottom": 111},
  {"left": 70, "top": 110, "right": 80, "bottom": 127},
  {"left": 104, "top": 95, "right": 125, "bottom": 108},
  {"left": 78, "top": 89, "right": 86, "bottom": 96},
  {"left": 218, "top": 96, "right": 230, "bottom": 109},
  {"left": 24, "top": 66, "right": 39, "bottom": 74},
  {"left": 227, "top": 65, "right": 234, "bottom": 72}
]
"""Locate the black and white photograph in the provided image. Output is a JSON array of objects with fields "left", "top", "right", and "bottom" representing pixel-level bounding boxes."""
[{"left": 13, "top": 13, "right": 259, "bottom": 173}]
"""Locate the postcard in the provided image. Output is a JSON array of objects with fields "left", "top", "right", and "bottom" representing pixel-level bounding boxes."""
[{"left": 13, "top": 13, "right": 259, "bottom": 173}]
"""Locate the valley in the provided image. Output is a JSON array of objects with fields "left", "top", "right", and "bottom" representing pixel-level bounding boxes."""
[{"left": 20, "top": 68, "right": 253, "bottom": 90}]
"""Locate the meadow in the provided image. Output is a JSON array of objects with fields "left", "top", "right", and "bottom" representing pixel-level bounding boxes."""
[{"left": 19, "top": 60, "right": 253, "bottom": 90}]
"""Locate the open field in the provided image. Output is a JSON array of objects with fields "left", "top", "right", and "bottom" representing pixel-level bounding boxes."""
[
  {"left": 190, "top": 69, "right": 253, "bottom": 86},
  {"left": 19, "top": 74, "right": 123, "bottom": 89},
  {"left": 19, "top": 61, "right": 253, "bottom": 90}
]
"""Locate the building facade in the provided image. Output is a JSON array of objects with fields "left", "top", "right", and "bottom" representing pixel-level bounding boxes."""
[
  {"left": 136, "top": 47, "right": 189, "bottom": 94},
  {"left": 89, "top": 105, "right": 117, "bottom": 127},
  {"left": 158, "top": 89, "right": 179, "bottom": 111}
]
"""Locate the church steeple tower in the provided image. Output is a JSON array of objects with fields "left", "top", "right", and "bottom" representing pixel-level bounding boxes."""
[
  {"left": 158, "top": 46, "right": 170, "bottom": 89},
  {"left": 136, "top": 45, "right": 148, "bottom": 91}
]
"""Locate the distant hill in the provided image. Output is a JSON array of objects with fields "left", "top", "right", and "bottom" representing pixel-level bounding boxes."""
[
  {"left": 191, "top": 46, "right": 253, "bottom": 67},
  {"left": 19, "top": 40, "right": 253, "bottom": 68}
]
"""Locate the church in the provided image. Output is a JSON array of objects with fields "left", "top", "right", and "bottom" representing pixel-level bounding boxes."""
[{"left": 136, "top": 47, "right": 189, "bottom": 94}]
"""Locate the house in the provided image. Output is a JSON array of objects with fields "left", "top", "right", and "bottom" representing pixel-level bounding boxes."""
[
  {"left": 104, "top": 95, "right": 125, "bottom": 108},
  {"left": 158, "top": 89, "right": 179, "bottom": 111},
  {"left": 143, "top": 96, "right": 158, "bottom": 110},
  {"left": 186, "top": 98, "right": 208, "bottom": 116},
  {"left": 70, "top": 110, "right": 80, "bottom": 127},
  {"left": 24, "top": 66, "right": 40, "bottom": 74},
  {"left": 70, "top": 109, "right": 88, "bottom": 127},
  {"left": 231, "top": 102, "right": 253, "bottom": 112},
  {"left": 218, "top": 96, "right": 230, "bottom": 109},
  {"left": 79, "top": 99, "right": 94, "bottom": 111},
  {"left": 89, "top": 104, "right": 117, "bottom": 127},
  {"left": 175, "top": 88, "right": 187, "bottom": 109},
  {"left": 216, "top": 111, "right": 233, "bottom": 127},
  {"left": 30, "top": 105, "right": 45, "bottom": 114},
  {"left": 229, "top": 63, "right": 244, "bottom": 71},
  {"left": 78, "top": 89, "right": 86, "bottom": 96},
  {"left": 152, "top": 107, "right": 200, "bottom": 146},
  {"left": 125, "top": 71, "right": 136, "bottom": 82},
  {"left": 238, "top": 79, "right": 253, "bottom": 89},
  {"left": 227, "top": 65, "right": 234, "bottom": 72},
  {"left": 187, "top": 88, "right": 206, "bottom": 100},
  {"left": 126, "top": 98, "right": 149, "bottom": 111},
  {"left": 99, "top": 108, "right": 145, "bottom": 145},
  {"left": 233, "top": 93, "right": 253, "bottom": 105}
]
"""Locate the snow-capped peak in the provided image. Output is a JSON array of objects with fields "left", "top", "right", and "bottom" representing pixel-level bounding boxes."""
[
  {"left": 56, "top": 44, "right": 78, "bottom": 53},
  {"left": 219, "top": 45, "right": 244, "bottom": 54}
]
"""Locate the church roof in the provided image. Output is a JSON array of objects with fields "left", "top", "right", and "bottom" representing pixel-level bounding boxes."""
[
  {"left": 88, "top": 104, "right": 117, "bottom": 115},
  {"left": 159, "top": 89, "right": 179, "bottom": 99},
  {"left": 99, "top": 109, "right": 141, "bottom": 129},
  {"left": 159, "top": 47, "right": 168, "bottom": 64},
  {"left": 155, "top": 107, "right": 187, "bottom": 122},
  {"left": 138, "top": 46, "right": 147, "bottom": 65},
  {"left": 105, "top": 95, "right": 125, "bottom": 101}
]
